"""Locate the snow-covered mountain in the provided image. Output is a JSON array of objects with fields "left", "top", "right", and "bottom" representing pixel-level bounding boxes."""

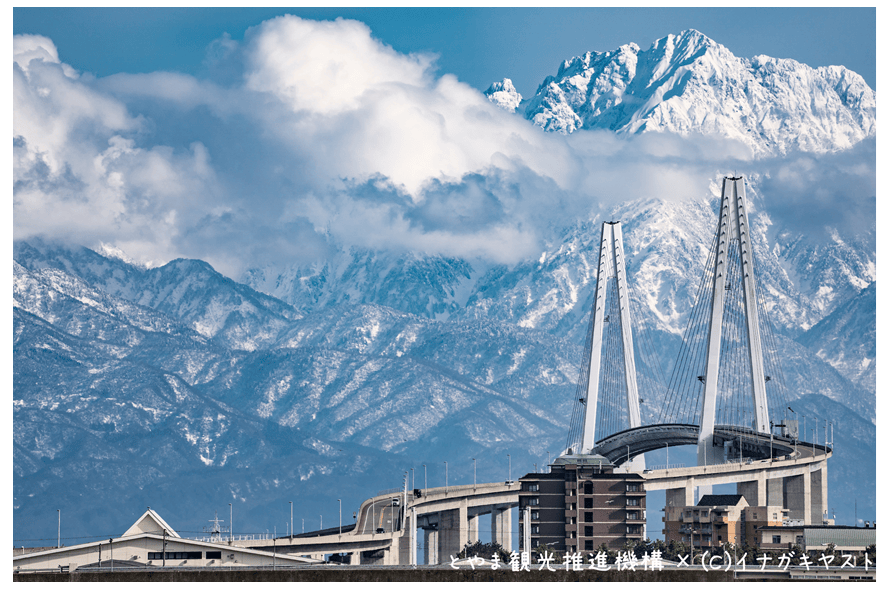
[
  {"left": 489, "top": 29, "right": 875, "bottom": 156},
  {"left": 13, "top": 29, "right": 875, "bottom": 543}
]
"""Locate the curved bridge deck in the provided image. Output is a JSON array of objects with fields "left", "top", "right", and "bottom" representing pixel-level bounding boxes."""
[{"left": 591, "top": 423, "right": 802, "bottom": 465}]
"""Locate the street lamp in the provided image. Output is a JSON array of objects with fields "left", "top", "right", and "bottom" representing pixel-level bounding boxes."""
[
  {"left": 507, "top": 454, "right": 512, "bottom": 484},
  {"left": 411, "top": 468, "right": 415, "bottom": 491},
  {"left": 547, "top": 451, "right": 551, "bottom": 473},
  {"left": 338, "top": 499, "right": 342, "bottom": 536},
  {"left": 444, "top": 461, "right": 448, "bottom": 493},
  {"left": 472, "top": 458, "right": 477, "bottom": 489},
  {"left": 289, "top": 501, "right": 293, "bottom": 539},
  {"left": 57, "top": 509, "right": 60, "bottom": 549},
  {"left": 229, "top": 503, "right": 232, "bottom": 543},
  {"left": 423, "top": 464, "right": 427, "bottom": 490}
]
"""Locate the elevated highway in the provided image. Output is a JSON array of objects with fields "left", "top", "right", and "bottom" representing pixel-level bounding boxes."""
[
  {"left": 592, "top": 423, "right": 831, "bottom": 524},
  {"left": 235, "top": 481, "right": 519, "bottom": 565}
]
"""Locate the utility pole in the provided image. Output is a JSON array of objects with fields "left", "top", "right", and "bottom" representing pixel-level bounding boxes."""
[
  {"left": 229, "top": 503, "right": 233, "bottom": 544},
  {"left": 289, "top": 501, "right": 293, "bottom": 540},
  {"left": 57, "top": 509, "right": 60, "bottom": 549}
]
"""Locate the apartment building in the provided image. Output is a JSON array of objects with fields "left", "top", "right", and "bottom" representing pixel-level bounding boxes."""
[{"left": 518, "top": 454, "right": 646, "bottom": 554}]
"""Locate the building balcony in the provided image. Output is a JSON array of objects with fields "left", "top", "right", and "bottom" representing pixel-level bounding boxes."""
[
  {"left": 564, "top": 510, "right": 577, "bottom": 519},
  {"left": 565, "top": 481, "right": 577, "bottom": 490},
  {"left": 565, "top": 524, "right": 577, "bottom": 533},
  {"left": 680, "top": 526, "right": 712, "bottom": 536}
]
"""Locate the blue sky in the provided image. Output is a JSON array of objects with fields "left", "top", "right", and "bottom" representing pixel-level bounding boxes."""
[{"left": 13, "top": 7, "right": 877, "bottom": 92}]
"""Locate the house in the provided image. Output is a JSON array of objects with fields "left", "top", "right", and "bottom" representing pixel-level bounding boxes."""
[{"left": 663, "top": 495, "right": 788, "bottom": 548}]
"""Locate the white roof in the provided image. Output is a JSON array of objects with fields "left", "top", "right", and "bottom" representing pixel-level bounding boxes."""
[
  {"left": 14, "top": 508, "right": 321, "bottom": 565},
  {"left": 122, "top": 508, "right": 180, "bottom": 538},
  {"left": 14, "top": 531, "right": 319, "bottom": 564}
]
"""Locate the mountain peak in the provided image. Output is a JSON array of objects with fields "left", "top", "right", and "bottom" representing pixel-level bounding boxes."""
[
  {"left": 512, "top": 30, "right": 875, "bottom": 155},
  {"left": 484, "top": 78, "right": 522, "bottom": 113}
]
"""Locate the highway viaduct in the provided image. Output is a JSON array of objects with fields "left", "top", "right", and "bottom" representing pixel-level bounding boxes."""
[
  {"left": 235, "top": 481, "right": 519, "bottom": 566},
  {"left": 232, "top": 437, "right": 829, "bottom": 566}
]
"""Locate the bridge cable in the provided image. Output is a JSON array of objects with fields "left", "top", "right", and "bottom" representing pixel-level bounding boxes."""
[{"left": 659, "top": 233, "right": 717, "bottom": 424}]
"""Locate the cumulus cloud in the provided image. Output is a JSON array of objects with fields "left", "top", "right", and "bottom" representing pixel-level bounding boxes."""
[{"left": 13, "top": 15, "right": 867, "bottom": 278}]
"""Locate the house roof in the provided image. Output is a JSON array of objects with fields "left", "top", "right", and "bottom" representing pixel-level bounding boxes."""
[
  {"left": 123, "top": 508, "right": 180, "bottom": 538},
  {"left": 697, "top": 494, "right": 746, "bottom": 507}
]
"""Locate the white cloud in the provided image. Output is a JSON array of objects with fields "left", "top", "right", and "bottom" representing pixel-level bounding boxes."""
[
  {"left": 244, "top": 16, "right": 433, "bottom": 115},
  {"left": 15, "top": 16, "right": 852, "bottom": 279},
  {"left": 13, "top": 35, "right": 225, "bottom": 268}
]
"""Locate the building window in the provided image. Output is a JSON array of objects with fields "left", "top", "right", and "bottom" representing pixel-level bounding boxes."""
[
  {"left": 531, "top": 511, "right": 540, "bottom": 520},
  {"left": 584, "top": 526, "right": 593, "bottom": 537},
  {"left": 525, "top": 483, "right": 539, "bottom": 492},
  {"left": 584, "top": 512, "right": 593, "bottom": 522},
  {"left": 206, "top": 551, "right": 222, "bottom": 560},
  {"left": 526, "top": 498, "right": 539, "bottom": 506},
  {"left": 772, "top": 535, "right": 781, "bottom": 544},
  {"left": 626, "top": 512, "right": 639, "bottom": 520},
  {"left": 583, "top": 483, "right": 594, "bottom": 494},
  {"left": 531, "top": 525, "right": 539, "bottom": 534},
  {"left": 584, "top": 540, "right": 593, "bottom": 551},
  {"left": 148, "top": 552, "right": 202, "bottom": 560},
  {"left": 626, "top": 483, "right": 642, "bottom": 492},
  {"left": 626, "top": 498, "right": 640, "bottom": 506},
  {"left": 531, "top": 539, "right": 540, "bottom": 548},
  {"left": 584, "top": 498, "right": 593, "bottom": 509}
]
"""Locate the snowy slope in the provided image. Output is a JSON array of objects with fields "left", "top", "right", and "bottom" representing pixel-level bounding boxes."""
[{"left": 508, "top": 29, "right": 875, "bottom": 156}]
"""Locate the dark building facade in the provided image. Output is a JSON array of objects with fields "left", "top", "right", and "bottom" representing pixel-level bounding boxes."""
[{"left": 518, "top": 455, "right": 646, "bottom": 553}]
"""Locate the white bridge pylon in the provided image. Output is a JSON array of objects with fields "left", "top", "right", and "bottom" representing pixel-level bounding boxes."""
[
  {"left": 580, "top": 221, "right": 643, "bottom": 469},
  {"left": 698, "top": 176, "right": 770, "bottom": 469}
]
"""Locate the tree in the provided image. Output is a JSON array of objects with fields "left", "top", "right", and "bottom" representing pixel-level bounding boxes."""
[{"left": 457, "top": 540, "right": 508, "bottom": 560}]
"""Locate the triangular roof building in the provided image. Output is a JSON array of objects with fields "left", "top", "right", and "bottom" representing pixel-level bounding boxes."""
[{"left": 122, "top": 508, "right": 180, "bottom": 538}]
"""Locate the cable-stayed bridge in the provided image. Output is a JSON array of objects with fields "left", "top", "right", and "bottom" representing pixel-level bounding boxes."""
[
  {"left": 564, "top": 176, "right": 830, "bottom": 512},
  {"left": 243, "top": 176, "right": 832, "bottom": 566}
]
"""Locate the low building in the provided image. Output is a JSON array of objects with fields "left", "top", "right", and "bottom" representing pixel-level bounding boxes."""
[
  {"left": 663, "top": 495, "right": 788, "bottom": 548},
  {"left": 13, "top": 508, "right": 321, "bottom": 573},
  {"left": 760, "top": 524, "right": 877, "bottom": 552},
  {"left": 518, "top": 454, "right": 646, "bottom": 554}
]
